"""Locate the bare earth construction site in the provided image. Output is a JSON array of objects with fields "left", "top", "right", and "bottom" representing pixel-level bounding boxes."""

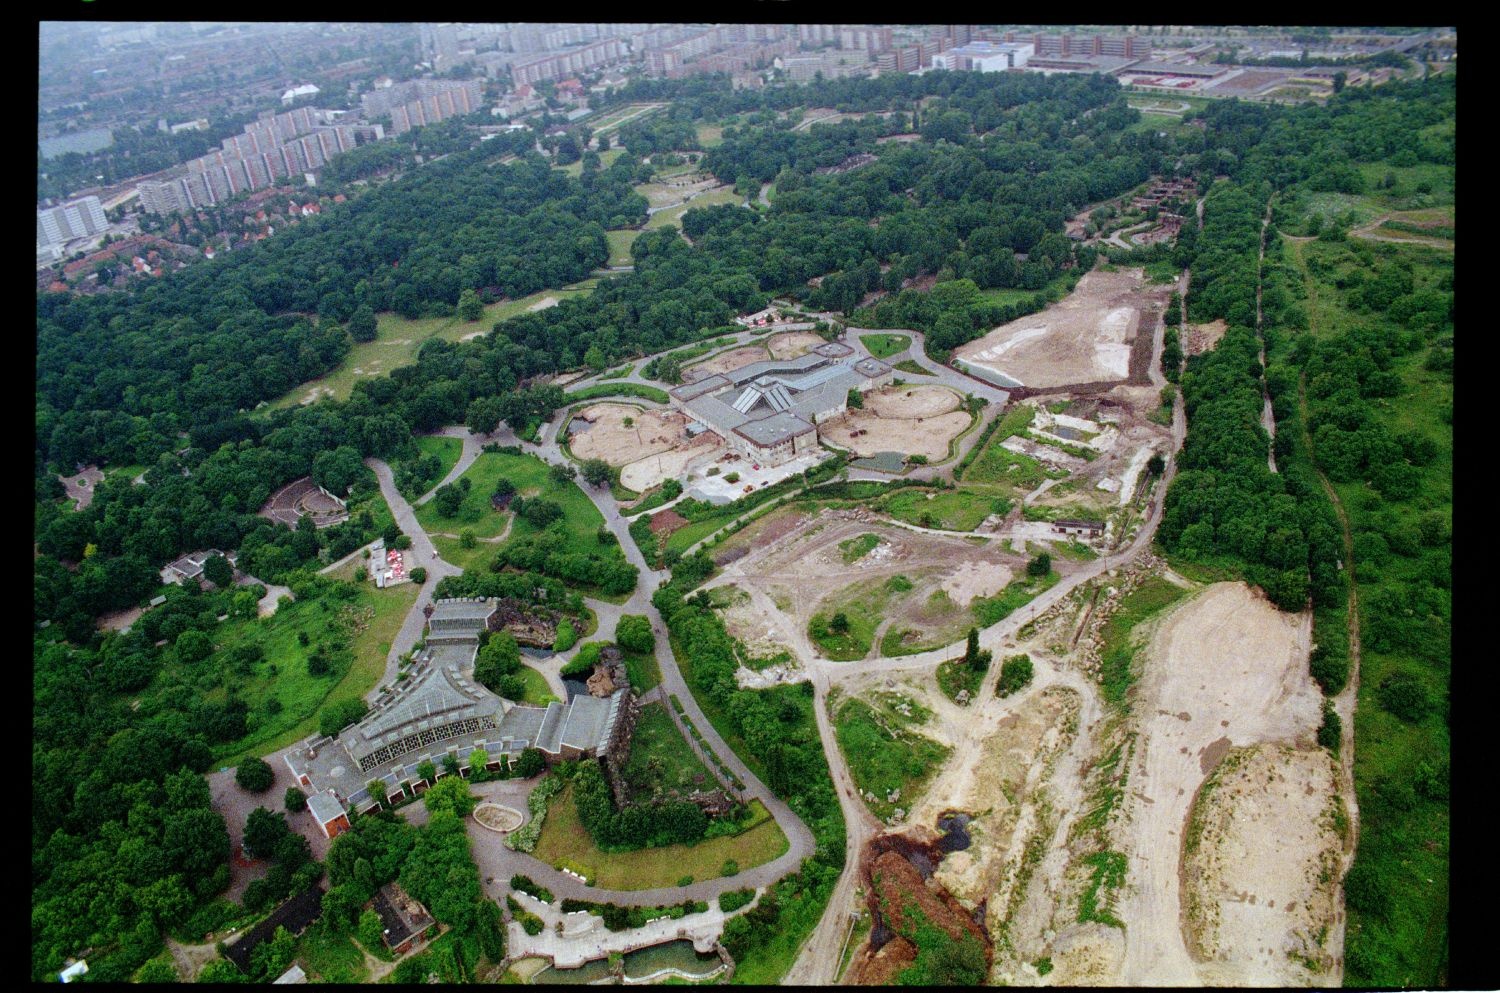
[
  {"left": 689, "top": 265, "right": 1355, "bottom": 988},
  {"left": 953, "top": 267, "right": 1171, "bottom": 389}
]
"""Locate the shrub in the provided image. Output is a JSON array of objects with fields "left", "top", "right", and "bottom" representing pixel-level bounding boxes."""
[
  {"left": 1027, "top": 552, "right": 1051, "bottom": 577},
  {"left": 409, "top": 566, "right": 428, "bottom": 584},
  {"left": 1317, "top": 703, "right": 1342, "bottom": 753},
  {"left": 719, "top": 888, "right": 755, "bottom": 913},
  {"left": 615, "top": 615, "right": 655, "bottom": 654},
  {"left": 996, "top": 654, "right": 1034, "bottom": 697}
]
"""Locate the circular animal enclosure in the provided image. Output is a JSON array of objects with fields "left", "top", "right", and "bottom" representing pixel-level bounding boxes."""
[
  {"left": 260, "top": 476, "right": 349, "bottom": 528},
  {"left": 473, "top": 802, "right": 524, "bottom": 833}
]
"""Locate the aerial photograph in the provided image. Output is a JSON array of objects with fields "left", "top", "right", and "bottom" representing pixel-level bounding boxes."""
[{"left": 35, "top": 21, "right": 1453, "bottom": 986}]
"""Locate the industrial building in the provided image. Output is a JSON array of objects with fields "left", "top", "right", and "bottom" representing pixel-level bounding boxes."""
[{"left": 669, "top": 343, "right": 893, "bottom": 466}]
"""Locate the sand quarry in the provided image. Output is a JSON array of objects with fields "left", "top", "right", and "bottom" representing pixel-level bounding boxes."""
[
  {"left": 1108, "top": 582, "right": 1327, "bottom": 986},
  {"left": 821, "top": 384, "right": 972, "bottom": 460},
  {"left": 828, "top": 572, "right": 1339, "bottom": 988},
  {"left": 954, "top": 268, "right": 1171, "bottom": 388},
  {"left": 704, "top": 508, "right": 1030, "bottom": 663},
  {"left": 680, "top": 331, "right": 825, "bottom": 382}
]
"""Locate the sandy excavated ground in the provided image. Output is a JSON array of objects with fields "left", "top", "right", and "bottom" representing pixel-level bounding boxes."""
[
  {"left": 567, "top": 403, "right": 685, "bottom": 467},
  {"left": 766, "top": 330, "right": 825, "bottom": 359},
  {"left": 955, "top": 268, "right": 1169, "bottom": 388},
  {"left": 822, "top": 385, "right": 971, "bottom": 460},
  {"left": 705, "top": 509, "right": 1031, "bottom": 661},
  {"left": 1114, "top": 582, "right": 1322, "bottom": 986},
  {"left": 1184, "top": 319, "right": 1228, "bottom": 356},
  {"left": 681, "top": 345, "right": 767, "bottom": 382},
  {"left": 1184, "top": 743, "right": 1344, "bottom": 986},
  {"left": 940, "top": 560, "right": 1013, "bottom": 606},
  {"left": 619, "top": 432, "right": 724, "bottom": 492}
]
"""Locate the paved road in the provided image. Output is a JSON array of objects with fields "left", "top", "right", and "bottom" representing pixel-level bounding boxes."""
[{"left": 366, "top": 456, "right": 463, "bottom": 690}]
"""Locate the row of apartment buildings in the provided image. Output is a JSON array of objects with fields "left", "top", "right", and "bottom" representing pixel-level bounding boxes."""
[
  {"left": 359, "top": 78, "right": 485, "bottom": 136},
  {"left": 37, "top": 195, "right": 108, "bottom": 248},
  {"left": 136, "top": 107, "right": 383, "bottom": 215}
]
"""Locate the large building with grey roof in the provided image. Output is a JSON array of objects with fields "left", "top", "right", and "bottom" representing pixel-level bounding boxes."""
[
  {"left": 283, "top": 598, "right": 632, "bottom": 837},
  {"left": 670, "top": 343, "right": 892, "bottom": 465}
]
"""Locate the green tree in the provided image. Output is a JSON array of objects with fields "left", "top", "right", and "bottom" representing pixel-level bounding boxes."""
[
  {"left": 468, "top": 746, "right": 489, "bottom": 775},
  {"left": 580, "top": 458, "right": 612, "bottom": 488},
  {"left": 829, "top": 612, "right": 850, "bottom": 635},
  {"left": 410, "top": 566, "right": 427, "bottom": 584},
  {"left": 243, "top": 806, "right": 291, "bottom": 860},
  {"left": 357, "top": 908, "right": 385, "bottom": 952},
  {"left": 195, "top": 960, "right": 245, "bottom": 983},
  {"left": 433, "top": 484, "right": 464, "bottom": 517},
  {"left": 202, "top": 554, "right": 234, "bottom": 588},
  {"left": 136, "top": 958, "right": 179, "bottom": 983},
  {"left": 1027, "top": 552, "right": 1052, "bottom": 577},
  {"left": 423, "top": 774, "right": 477, "bottom": 819},
  {"left": 457, "top": 288, "right": 484, "bottom": 322},
  {"left": 846, "top": 388, "right": 864, "bottom": 410},
  {"left": 514, "top": 748, "right": 546, "bottom": 778},
  {"left": 615, "top": 614, "right": 655, "bottom": 654},
  {"left": 348, "top": 305, "right": 378, "bottom": 343},
  {"left": 235, "top": 757, "right": 275, "bottom": 794},
  {"left": 417, "top": 760, "right": 437, "bottom": 784},
  {"left": 284, "top": 786, "right": 308, "bottom": 812}
]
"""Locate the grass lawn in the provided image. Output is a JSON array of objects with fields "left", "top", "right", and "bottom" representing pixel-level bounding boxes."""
[
  {"left": 215, "top": 577, "right": 420, "bottom": 765},
  {"left": 533, "top": 784, "right": 788, "bottom": 890},
  {"left": 879, "top": 487, "right": 998, "bottom": 531},
  {"left": 557, "top": 147, "right": 624, "bottom": 178},
  {"left": 646, "top": 188, "right": 744, "bottom": 230},
  {"left": 621, "top": 702, "right": 715, "bottom": 801},
  {"left": 297, "top": 925, "right": 370, "bottom": 983},
  {"left": 696, "top": 123, "right": 724, "bottom": 147},
  {"left": 809, "top": 576, "right": 895, "bottom": 661},
  {"left": 833, "top": 696, "right": 950, "bottom": 821},
  {"left": 419, "top": 450, "right": 619, "bottom": 578},
  {"left": 860, "top": 333, "right": 910, "bottom": 359},
  {"left": 624, "top": 647, "right": 661, "bottom": 693},
  {"left": 605, "top": 229, "right": 638, "bottom": 266},
  {"left": 971, "top": 570, "right": 1060, "bottom": 629},
  {"left": 838, "top": 532, "right": 881, "bottom": 564},
  {"left": 517, "top": 663, "right": 559, "bottom": 706},
  {"left": 935, "top": 657, "right": 986, "bottom": 704},
  {"left": 414, "top": 435, "right": 463, "bottom": 489},
  {"left": 415, "top": 452, "right": 516, "bottom": 540},
  {"left": 265, "top": 281, "right": 599, "bottom": 410},
  {"left": 1095, "top": 576, "right": 1194, "bottom": 707},
  {"left": 891, "top": 359, "right": 934, "bottom": 377}
]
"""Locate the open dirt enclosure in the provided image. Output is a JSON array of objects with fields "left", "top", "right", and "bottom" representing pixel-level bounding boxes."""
[
  {"left": 820, "top": 384, "right": 972, "bottom": 460},
  {"left": 567, "top": 403, "right": 684, "bottom": 466},
  {"left": 680, "top": 331, "right": 827, "bottom": 383},
  {"left": 954, "top": 268, "right": 1171, "bottom": 389},
  {"left": 568, "top": 402, "right": 727, "bottom": 492}
]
